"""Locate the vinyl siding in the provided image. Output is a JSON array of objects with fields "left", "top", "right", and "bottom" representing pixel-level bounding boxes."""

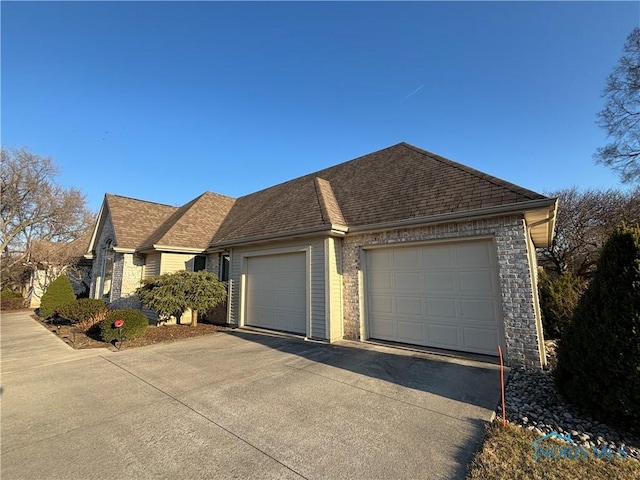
[
  {"left": 144, "top": 253, "right": 161, "bottom": 278},
  {"left": 228, "top": 237, "right": 327, "bottom": 340},
  {"left": 160, "top": 253, "right": 196, "bottom": 274},
  {"left": 326, "top": 237, "right": 344, "bottom": 341}
]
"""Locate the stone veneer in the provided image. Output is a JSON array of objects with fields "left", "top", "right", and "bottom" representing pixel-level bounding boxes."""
[
  {"left": 109, "top": 253, "right": 144, "bottom": 309},
  {"left": 341, "top": 215, "right": 543, "bottom": 367}
]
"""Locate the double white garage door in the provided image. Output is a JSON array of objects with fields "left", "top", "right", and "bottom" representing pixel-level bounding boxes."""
[
  {"left": 243, "top": 240, "right": 502, "bottom": 356},
  {"left": 366, "top": 240, "right": 502, "bottom": 356}
]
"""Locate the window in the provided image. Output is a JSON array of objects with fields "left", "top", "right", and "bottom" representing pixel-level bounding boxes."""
[
  {"left": 193, "top": 255, "right": 207, "bottom": 272},
  {"left": 220, "top": 254, "right": 230, "bottom": 282},
  {"left": 99, "top": 239, "right": 114, "bottom": 300}
]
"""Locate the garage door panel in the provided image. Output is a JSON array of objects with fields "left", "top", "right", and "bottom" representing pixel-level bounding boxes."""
[
  {"left": 367, "top": 240, "right": 501, "bottom": 356},
  {"left": 368, "top": 249, "right": 392, "bottom": 269},
  {"left": 393, "top": 247, "right": 422, "bottom": 268},
  {"left": 463, "top": 327, "right": 500, "bottom": 352},
  {"left": 394, "top": 272, "right": 422, "bottom": 292},
  {"left": 460, "top": 299, "right": 497, "bottom": 324},
  {"left": 426, "top": 297, "right": 456, "bottom": 318},
  {"left": 397, "top": 321, "right": 425, "bottom": 342},
  {"left": 369, "top": 316, "right": 396, "bottom": 338},
  {"left": 246, "top": 253, "right": 306, "bottom": 334},
  {"left": 457, "top": 242, "right": 492, "bottom": 266},
  {"left": 427, "top": 324, "right": 460, "bottom": 348},
  {"left": 369, "top": 295, "right": 393, "bottom": 314},
  {"left": 423, "top": 244, "right": 454, "bottom": 267},
  {"left": 459, "top": 270, "right": 496, "bottom": 295},
  {"left": 425, "top": 272, "right": 455, "bottom": 293},
  {"left": 396, "top": 296, "right": 423, "bottom": 316},
  {"left": 369, "top": 271, "right": 393, "bottom": 291}
]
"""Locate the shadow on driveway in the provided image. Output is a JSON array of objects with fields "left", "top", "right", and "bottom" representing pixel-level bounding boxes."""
[{"left": 227, "top": 329, "right": 502, "bottom": 411}]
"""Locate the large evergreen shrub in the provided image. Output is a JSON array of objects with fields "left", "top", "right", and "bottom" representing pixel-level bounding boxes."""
[
  {"left": 555, "top": 224, "right": 640, "bottom": 433},
  {"left": 99, "top": 309, "right": 148, "bottom": 343},
  {"left": 538, "top": 270, "right": 586, "bottom": 339},
  {"left": 39, "top": 275, "right": 76, "bottom": 319},
  {"left": 57, "top": 298, "right": 108, "bottom": 331},
  {"left": 136, "top": 270, "right": 227, "bottom": 326}
]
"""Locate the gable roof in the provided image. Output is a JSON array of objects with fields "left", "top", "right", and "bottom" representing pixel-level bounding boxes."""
[
  {"left": 31, "top": 231, "right": 93, "bottom": 264},
  {"left": 210, "top": 142, "right": 554, "bottom": 246},
  {"left": 140, "top": 192, "right": 235, "bottom": 251}
]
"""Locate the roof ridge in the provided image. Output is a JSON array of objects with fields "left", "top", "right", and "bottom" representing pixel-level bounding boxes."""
[
  {"left": 106, "top": 193, "right": 177, "bottom": 208},
  {"left": 314, "top": 177, "right": 346, "bottom": 226},
  {"left": 400, "top": 143, "right": 541, "bottom": 200}
]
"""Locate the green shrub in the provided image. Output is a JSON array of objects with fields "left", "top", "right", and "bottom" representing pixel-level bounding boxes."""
[
  {"left": 99, "top": 309, "right": 149, "bottom": 343},
  {"left": 1, "top": 290, "right": 23, "bottom": 299},
  {"left": 57, "top": 298, "right": 108, "bottom": 331},
  {"left": 555, "top": 224, "right": 640, "bottom": 434},
  {"left": 39, "top": 275, "right": 76, "bottom": 319},
  {"left": 136, "top": 270, "right": 227, "bottom": 326},
  {"left": 538, "top": 270, "right": 586, "bottom": 339},
  {"left": 1, "top": 290, "right": 26, "bottom": 310}
]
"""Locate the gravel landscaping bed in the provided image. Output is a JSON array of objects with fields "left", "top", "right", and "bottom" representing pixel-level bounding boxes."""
[{"left": 497, "top": 340, "right": 640, "bottom": 460}]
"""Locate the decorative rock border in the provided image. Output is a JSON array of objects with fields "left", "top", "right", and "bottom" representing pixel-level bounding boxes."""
[{"left": 497, "top": 343, "right": 639, "bottom": 460}]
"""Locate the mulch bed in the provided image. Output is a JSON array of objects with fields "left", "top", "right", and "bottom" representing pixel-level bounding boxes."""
[{"left": 31, "top": 314, "right": 232, "bottom": 351}]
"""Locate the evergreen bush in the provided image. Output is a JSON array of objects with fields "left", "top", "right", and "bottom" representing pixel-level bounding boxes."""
[
  {"left": 1, "top": 290, "right": 25, "bottom": 310},
  {"left": 538, "top": 270, "right": 586, "bottom": 339},
  {"left": 57, "top": 298, "right": 108, "bottom": 331},
  {"left": 99, "top": 309, "right": 148, "bottom": 343},
  {"left": 39, "top": 275, "right": 76, "bottom": 319},
  {"left": 555, "top": 224, "right": 640, "bottom": 433}
]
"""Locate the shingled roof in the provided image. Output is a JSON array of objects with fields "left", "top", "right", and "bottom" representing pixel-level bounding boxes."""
[
  {"left": 210, "top": 142, "right": 550, "bottom": 246},
  {"left": 104, "top": 194, "right": 179, "bottom": 250},
  {"left": 95, "top": 192, "right": 235, "bottom": 253},
  {"left": 140, "top": 192, "right": 235, "bottom": 251}
]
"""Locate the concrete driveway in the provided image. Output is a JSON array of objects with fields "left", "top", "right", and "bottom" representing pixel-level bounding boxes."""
[{"left": 1, "top": 311, "right": 501, "bottom": 479}]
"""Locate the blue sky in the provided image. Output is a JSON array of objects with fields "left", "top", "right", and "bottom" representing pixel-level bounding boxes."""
[{"left": 2, "top": 1, "right": 639, "bottom": 213}]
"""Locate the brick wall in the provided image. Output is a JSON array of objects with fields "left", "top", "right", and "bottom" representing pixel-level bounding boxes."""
[{"left": 341, "top": 215, "right": 543, "bottom": 367}]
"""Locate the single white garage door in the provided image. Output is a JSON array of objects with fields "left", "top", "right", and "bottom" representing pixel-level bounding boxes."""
[
  {"left": 366, "top": 240, "right": 502, "bottom": 356},
  {"left": 245, "top": 253, "right": 306, "bottom": 334}
]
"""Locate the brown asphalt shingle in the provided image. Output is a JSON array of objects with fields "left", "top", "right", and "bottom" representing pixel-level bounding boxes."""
[
  {"left": 210, "top": 142, "right": 548, "bottom": 245},
  {"left": 142, "top": 192, "right": 235, "bottom": 250},
  {"left": 105, "top": 194, "right": 178, "bottom": 250}
]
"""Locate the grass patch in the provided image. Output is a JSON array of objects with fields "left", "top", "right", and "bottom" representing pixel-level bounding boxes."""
[{"left": 467, "top": 422, "right": 640, "bottom": 480}]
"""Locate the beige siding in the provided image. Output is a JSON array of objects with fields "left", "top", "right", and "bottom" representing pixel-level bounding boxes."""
[
  {"left": 228, "top": 237, "right": 327, "bottom": 340},
  {"left": 325, "top": 237, "right": 344, "bottom": 341},
  {"left": 144, "top": 253, "right": 161, "bottom": 278},
  {"left": 160, "top": 253, "right": 196, "bottom": 274}
]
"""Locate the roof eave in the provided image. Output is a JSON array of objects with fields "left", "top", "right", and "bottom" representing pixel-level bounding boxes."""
[
  {"left": 207, "top": 224, "right": 347, "bottom": 251},
  {"left": 347, "top": 198, "right": 557, "bottom": 236}
]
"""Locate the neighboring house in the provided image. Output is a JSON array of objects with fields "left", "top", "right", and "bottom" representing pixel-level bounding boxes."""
[
  {"left": 87, "top": 143, "right": 557, "bottom": 367},
  {"left": 28, "top": 232, "right": 93, "bottom": 308}
]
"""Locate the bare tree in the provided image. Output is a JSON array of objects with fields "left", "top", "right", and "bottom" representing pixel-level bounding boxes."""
[
  {"left": 538, "top": 187, "right": 640, "bottom": 278},
  {"left": 595, "top": 27, "right": 640, "bottom": 183},
  {"left": 1, "top": 147, "right": 93, "bottom": 290}
]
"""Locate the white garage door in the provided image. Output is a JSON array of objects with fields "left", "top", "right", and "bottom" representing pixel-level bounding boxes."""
[
  {"left": 245, "top": 253, "right": 306, "bottom": 334},
  {"left": 366, "top": 240, "right": 502, "bottom": 356}
]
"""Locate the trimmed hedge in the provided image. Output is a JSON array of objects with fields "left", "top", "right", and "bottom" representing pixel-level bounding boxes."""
[
  {"left": 57, "top": 298, "right": 108, "bottom": 331},
  {"left": 1, "top": 290, "right": 26, "bottom": 310},
  {"left": 555, "top": 224, "right": 640, "bottom": 434},
  {"left": 99, "top": 309, "right": 149, "bottom": 343},
  {"left": 39, "top": 275, "right": 76, "bottom": 319}
]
